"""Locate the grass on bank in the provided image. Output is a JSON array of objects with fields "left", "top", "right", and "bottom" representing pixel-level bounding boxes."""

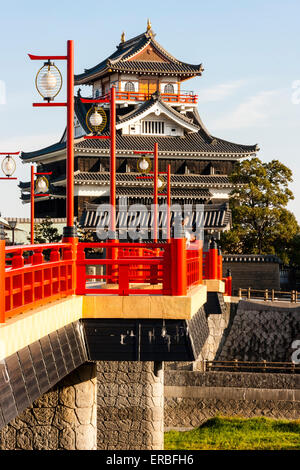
[{"left": 164, "top": 416, "right": 300, "bottom": 450}]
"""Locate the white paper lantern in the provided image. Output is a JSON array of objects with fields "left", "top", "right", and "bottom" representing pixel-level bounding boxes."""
[
  {"left": 139, "top": 158, "right": 149, "bottom": 171},
  {"left": 1, "top": 156, "right": 16, "bottom": 177},
  {"left": 90, "top": 111, "right": 103, "bottom": 127},
  {"left": 35, "top": 176, "right": 48, "bottom": 193},
  {"left": 35, "top": 62, "right": 62, "bottom": 101},
  {"left": 40, "top": 70, "right": 57, "bottom": 90}
]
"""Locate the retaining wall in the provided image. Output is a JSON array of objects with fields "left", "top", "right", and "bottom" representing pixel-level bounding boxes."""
[{"left": 165, "top": 370, "right": 300, "bottom": 430}]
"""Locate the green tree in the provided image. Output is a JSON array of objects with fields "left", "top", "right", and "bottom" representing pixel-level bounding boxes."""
[
  {"left": 75, "top": 221, "right": 95, "bottom": 243},
  {"left": 220, "top": 158, "right": 299, "bottom": 264},
  {"left": 32, "top": 217, "right": 61, "bottom": 244}
]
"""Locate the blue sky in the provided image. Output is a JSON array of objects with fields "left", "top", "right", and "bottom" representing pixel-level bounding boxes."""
[{"left": 0, "top": 0, "right": 300, "bottom": 221}]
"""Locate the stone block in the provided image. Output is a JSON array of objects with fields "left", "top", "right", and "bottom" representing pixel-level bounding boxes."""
[
  {"left": 59, "top": 427, "right": 76, "bottom": 450},
  {"left": 75, "top": 424, "right": 96, "bottom": 450}
]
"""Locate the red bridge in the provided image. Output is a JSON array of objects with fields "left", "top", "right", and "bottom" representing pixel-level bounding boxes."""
[{"left": 1, "top": 238, "right": 231, "bottom": 323}]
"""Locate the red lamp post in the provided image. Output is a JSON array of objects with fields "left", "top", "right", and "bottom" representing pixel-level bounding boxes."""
[
  {"left": 28, "top": 40, "right": 76, "bottom": 239},
  {"left": 30, "top": 165, "right": 52, "bottom": 244},
  {"left": 80, "top": 88, "right": 117, "bottom": 237},
  {"left": 135, "top": 144, "right": 171, "bottom": 242}
]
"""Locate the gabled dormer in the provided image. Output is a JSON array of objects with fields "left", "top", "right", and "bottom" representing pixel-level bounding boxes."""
[
  {"left": 116, "top": 92, "right": 200, "bottom": 136},
  {"left": 74, "top": 20, "right": 202, "bottom": 109}
]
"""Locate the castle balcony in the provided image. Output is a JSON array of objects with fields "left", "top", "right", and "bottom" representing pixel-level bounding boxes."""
[
  {"left": 95, "top": 90, "right": 198, "bottom": 106},
  {"left": 115, "top": 90, "right": 198, "bottom": 105}
]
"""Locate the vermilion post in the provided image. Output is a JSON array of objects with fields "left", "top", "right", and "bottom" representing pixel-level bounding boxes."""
[
  {"left": 109, "top": 87, "right": 118, "bottom": 282},
  {"left": 30, "top": 165, "right": 35, "bottom": 244},
  {"left": 227, "top": 270, "right": 232, "bottom": 296},
  {"left": 209, "top": 239, "right": 218, "bottom": 279},
  {"left": 66, "top": 39, "right": 74, "bottom": 230},
  {"left": 171, "top": 237, "right": 187, "bottom": 295},
  {"left": 0, "top": 231, "right": 5, "bottom": 323},
  {"left": 153, "top": 142, "right": 158, "bottom": 242},
  {"left": 167, "top": 164, "right": 171, "bottom": 242},
  {"left": 218, "top": 248, "right": 223, "bottom": 280},
  {"left": 110, "top": 86, "right": 116, "bottom": 235}
]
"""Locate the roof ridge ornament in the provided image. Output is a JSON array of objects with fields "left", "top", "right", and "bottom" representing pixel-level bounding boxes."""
[
  {"left": 151, "top": 90, "right": 161, "bottom": 101},
  {"left": 146, "top": 18, "right": 154, "bottom": 37},
  {"left": 121, "top": 31, "right": 125, "bottom": 43}
]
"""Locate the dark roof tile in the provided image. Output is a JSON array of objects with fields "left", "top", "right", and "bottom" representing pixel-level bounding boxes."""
[
  {"left": 75, "top": 133, "right": 257, "bottom": 158},
  {"left": 75, "top": 32, "right": 203, "bottom": 84}
]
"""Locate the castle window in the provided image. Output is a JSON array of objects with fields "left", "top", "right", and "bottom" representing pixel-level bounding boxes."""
[
  {"left": 124, "top": 81, "right": 135, "bottom": 92},
  {"left": 142, "top": 121, "right": 165, "bottom": 135},
  {"left": 164, "top": 83, "right": 174, "bottom": 94},
  {"left": 94, "top": 89, "right": 100, "bottom": 98}
]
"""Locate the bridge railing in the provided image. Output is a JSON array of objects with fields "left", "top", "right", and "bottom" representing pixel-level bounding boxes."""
[
  {"left": 238, "top": 287, "right": 299, "bottom": 303},
  {"left": 204, "top": 359, "right": 300, "bottom": 374},
  {"left": 76, "top": 241, "right": 168, "bottom": 296},
  {"left": 2, "top": 243, "right": 75, "bottom": 321},
  {"left": 0, "top": 237, "right": 232, "bottom": 323},
  {"left": 76, "top": 239, "right": 204, "bottom": 296},
  {"left": 202, "top": 249, "right": 232, "bottom": 296}
]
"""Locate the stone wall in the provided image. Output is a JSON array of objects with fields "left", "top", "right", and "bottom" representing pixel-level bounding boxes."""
[
  {"left": 165, "top": 371, "right": 300, "bottom": 430},
  {"left": 166, "top": 302, "right": 238, "bottom": 371},
  {"left": 0, "top": 361, "right": 165, "bottom": 451},
  {"left": 218, "top": 300, "right": 300, "bottom": 362},
  {"left": 195, "top": 302, "right": 237, "bottom": 365},
  {"left": 97, "top": 361, "right": 164, "bottom": 450},
  {"left": 223, "top": 256, "right": 280, "bottom": 293},
  {"left": 0, "top": 363, "right": 97, "bottom": 450}
]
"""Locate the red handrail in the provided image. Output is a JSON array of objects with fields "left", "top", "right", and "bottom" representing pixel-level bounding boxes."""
[
  {"left": 0, "top": 238, "right": 232, "bottom": 323},
  {"left": 3, "top": 243, "right": 75, "bottom": 320}
]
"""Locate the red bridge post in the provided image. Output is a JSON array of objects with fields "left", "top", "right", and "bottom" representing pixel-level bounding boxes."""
[
  {"left": 171, "top": 237, "right": 187, "bottom": 296},
  {"left": 208, "top": 238, "right": 218, "bottom": 280},
  {"left": 226, "top": 269, "right": 232, "bottom": 296},
  {"left": 0, "top": 225, "right": 5, "bottom": 323},
  {"left": 62, "top": 236, "right": 78, "bottom": 294}
]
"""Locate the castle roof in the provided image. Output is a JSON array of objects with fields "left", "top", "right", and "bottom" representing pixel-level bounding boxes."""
[
  {"left": 19, "top": 172, "right": 232, "bottom": 190},
  {"left": 75, "top": 28, "right": 203, "bottom": 85},
  {"left": 80, "top": 202, "right": 231, "bottom": 231},
  {"left": 21, "top": 91, "right": 257, "bottom": 162}
]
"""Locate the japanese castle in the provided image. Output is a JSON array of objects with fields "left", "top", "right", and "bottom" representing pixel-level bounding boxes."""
[{"left": 20, "top": 20, "right": 258, "bottom": 242}]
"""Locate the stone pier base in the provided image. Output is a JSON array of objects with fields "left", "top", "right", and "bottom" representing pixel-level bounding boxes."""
[
  {"left": 0, "top": 363, "right": 97, "bottom": 450},
  {"left": 97, "top": 361, "right": 164, "bottom": 450}
]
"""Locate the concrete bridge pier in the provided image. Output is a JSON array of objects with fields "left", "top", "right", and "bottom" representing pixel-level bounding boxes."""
[
  {"left": 0, "top": 363, "right": 97, "bottom": 450},
  {"left": 0, "top": 360, "right": 164, "bottom": 450},
  {"left": 97, "top": 361, "right": 164, "bottom": 450}
]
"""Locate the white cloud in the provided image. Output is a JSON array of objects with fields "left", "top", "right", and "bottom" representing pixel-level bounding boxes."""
[
  {"left": 197, "top": 80, "right": 245, "bottom": 103},
  {"left": 211, "top": 90, "right": 280, "bottom": 130}
]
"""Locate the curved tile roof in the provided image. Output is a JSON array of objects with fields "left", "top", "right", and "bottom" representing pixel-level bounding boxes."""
[
  {"left": 20, "top": 92, "right": 258, "bottom": 162},
  {"left": 75, "top": 30, "right": 203, "bottom": 84},
  {"left": 21, "top": 141, "right": 66, "bottom": 160},
  {"left": 73, "top": 172, "right": 231, "bottom": 187},
  {"left": 117, "top": 93, "right": 198, "bottom": 128},
  {"left": 80, "top": 202, "right": 231, "bottom": 230},
  {"left": 75, "top": 133, "right": 257, "bottom": 158}
]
